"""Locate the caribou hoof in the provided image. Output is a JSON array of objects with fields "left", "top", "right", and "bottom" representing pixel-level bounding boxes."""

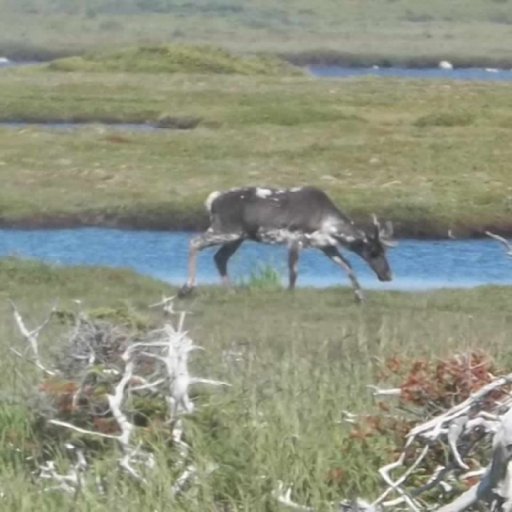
[
  {"left": 354, "top": 290, "right": 365, "bottom": 303},
  {"left": 178, "top": 284, "right": 195, "bottom": 298}
]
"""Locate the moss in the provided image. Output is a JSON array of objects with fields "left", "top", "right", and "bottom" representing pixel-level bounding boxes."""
[
  {"left": 86, "top": 305, "right": 152, "bottom": 330},
  {"left": 46, "top": 44, "right": 302, "bottom": 76},
  {"left": 155, "top": 113, "right": 202, "bottom": 129},
  {"left": 414, "top": 111, "right": 475, "bottom": 128}
]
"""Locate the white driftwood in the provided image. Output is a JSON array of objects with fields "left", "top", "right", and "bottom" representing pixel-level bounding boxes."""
[
  {"left": 435, "top": 408, "right": 512, "bottom": 512},
  {"left": 15, "top": 298, "right": 224, "bottom": 497},
  {"left": 38, "top": 446, "right": 87, "bottom": 495},
  {"left": 408, "top": 372, "right": 512, "bottom": 440},
  {"left": 274, "top": 482, "right": 315, "bottom": 511},
  {"left": 9, "top": 300, "right": 56, "bottom": 376},
  {"left": 274, "top": 481, "right": 379, "bottom": 512},
  {"left": 367, "top": 385, "right": 401, "bottom": 397},
  {"left": 485, "top": 231, "right": 512, "bottom": 257}
]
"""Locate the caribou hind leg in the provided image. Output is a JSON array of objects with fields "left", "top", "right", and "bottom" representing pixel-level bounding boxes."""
[
  {"left": 287, "top": 241, "right": 301, "bottom": 290},
  {"left": 320, "top": 245, "right": 365, "bottom": 303},
  {"left": 214, "top": 239, "right": 243, "bottom": 286},
  {"left": 179, "top": 231, "right": 242, "bottom": 297}
]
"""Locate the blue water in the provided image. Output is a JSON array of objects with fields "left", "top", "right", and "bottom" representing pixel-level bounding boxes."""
[
  {"left": 0, "top": 60, "right": 39, "bottom": 69},
  {"left": 1, "top": 228, "right": 511, "bottom": 291},
  {"left": 3, "top": 59, "right": 512, "bottom": 82},
  {"left": 0, "top": 121, "right": 169, "bottom": 133},
  {"left": 308, "top": 66, "right": 512, "bottom": 81}
]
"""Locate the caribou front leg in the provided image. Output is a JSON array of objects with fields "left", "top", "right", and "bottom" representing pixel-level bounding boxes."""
[
  {"left": 178, "top": 231, "right": 241, "bottom": 297},
  {"left": 320, "top": 245, "right": 365, "bottom": 303}
]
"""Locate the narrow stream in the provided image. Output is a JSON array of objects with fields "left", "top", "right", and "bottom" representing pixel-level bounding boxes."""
[
  {"left": 308, "top": 66, "right": 512, "bottom": 81},
  {"left": 1, "top": 228, "right": 510, "bottom": 290}
]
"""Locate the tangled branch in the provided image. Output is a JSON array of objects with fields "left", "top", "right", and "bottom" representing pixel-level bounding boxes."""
[
  {"left": 10, "top": 298, "right": 228, "bottom": 496},
  {"left": 276, "top": 354, "right": 512, "bottom": 512}
]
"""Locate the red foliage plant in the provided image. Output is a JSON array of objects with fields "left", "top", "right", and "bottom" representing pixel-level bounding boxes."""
[
  {"left": 39, "top": 379, "right": 79, "bottom": 416},
  {"left": 390, "top": 351, "right": 504, "bottom": 412},
  {"left": 331, "top": 352, "right": 508, "bottom": 490}
]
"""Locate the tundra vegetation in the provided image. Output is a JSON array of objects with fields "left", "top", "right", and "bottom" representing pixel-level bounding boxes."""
[
  {"left": 46, "top": 45, "right": 301, "bottom": 75},
  {"left": 1, "top": 2, "right": 512, "bottom": 509},
  {"left": 0, "top": 59, "right": 511, "bottom": 235},
  {"left": 1, "top": 0, "right": 512, "bottom": 67},
  {"left": 1, "top": 258, "right": 512, "bottom": 511}
]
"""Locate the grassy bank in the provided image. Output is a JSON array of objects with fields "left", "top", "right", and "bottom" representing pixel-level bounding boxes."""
[
  {"left": 0, "top": 258, "right": 511, "bottom": 510},
  {"left": 1, "top": 68, "right": 512, "bottom": 236},
  {"left": 46, "top": 45, "right": 300, "bottom": 75},
  {"left": 1, "top": 0, "right": 512, "bottom": 67}
]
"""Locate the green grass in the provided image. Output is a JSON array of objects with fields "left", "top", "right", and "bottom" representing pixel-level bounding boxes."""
[
  {"left": 46, "top": 45, "right": 300, "bottom": 75},
  {"left": 1, "top": 258, "right": 512, "bottom": 510},
  {"left": 0, "top": 69, "right": 511, "bottom": 235},
  {"left": 241, "top": 263, "right": 283, "bottom": 290},
  {"left": 1, "top": 0, "right": 512, "bottom": 66}
]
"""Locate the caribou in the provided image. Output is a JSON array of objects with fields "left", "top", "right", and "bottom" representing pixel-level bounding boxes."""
[{"left": 179, "top": 186, "right": 396, "bottom": 302}]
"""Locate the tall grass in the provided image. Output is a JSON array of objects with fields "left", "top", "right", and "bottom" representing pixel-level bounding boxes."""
[
  {"left": 242, "top": 263, "right": 283, "bottom": 290},
  {"left": 1, "top": 259, "right": 512, "bottom": 508}
]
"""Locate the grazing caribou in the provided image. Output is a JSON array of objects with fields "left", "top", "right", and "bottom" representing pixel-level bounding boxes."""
[{"left": 179, "top": 186, "right": 396, "bottom": 302}]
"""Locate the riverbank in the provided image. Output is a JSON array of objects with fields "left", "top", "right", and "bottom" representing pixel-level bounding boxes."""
[
  {"left": 5, "top": 47, "right": 512, "bottom": 72},
  {"left": 2, "top": 208, "right": 512, "bottom": 239}
]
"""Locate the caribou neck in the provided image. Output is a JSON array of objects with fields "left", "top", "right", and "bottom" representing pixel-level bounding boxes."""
[{"left": 330, "top": 218, "right": 367, "bottom": 248}]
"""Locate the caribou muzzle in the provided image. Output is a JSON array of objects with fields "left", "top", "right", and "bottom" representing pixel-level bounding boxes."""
[{"left": 378, "top": 270, "right": 393, "bottom": 282}]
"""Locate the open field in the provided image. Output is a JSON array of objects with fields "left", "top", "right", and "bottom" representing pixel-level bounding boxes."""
[
  {"left": 1, "top": 0, "right": 512, "bottom": 67},
  {"left": 1, "top": 2, "right": 511, "bottom": 509},
  {"left": 0, "top": 258, "right": 512, "bottom": 510},
  {"left": 1, "top": 67, "right": 512, "bottom": 235}
]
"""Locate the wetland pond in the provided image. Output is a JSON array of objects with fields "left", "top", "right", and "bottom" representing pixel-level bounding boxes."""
[
  {"left": 308, "top": 66, "right": 512, "bottom": 81},
  {"left": 1, "top": 229, "right": 511, "bottom": 291}
]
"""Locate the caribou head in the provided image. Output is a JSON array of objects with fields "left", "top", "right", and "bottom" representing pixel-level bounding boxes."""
[{"left": 346, "top": 215, "right": 396, "bottom": 282}]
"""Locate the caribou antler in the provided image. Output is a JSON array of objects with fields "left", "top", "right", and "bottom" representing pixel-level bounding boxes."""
[
  {"left": 485, "top": 231, "right": 512, "bottom": 257},
  {"left": 372, "top": 215, "right": 398, "bottom": 248}
]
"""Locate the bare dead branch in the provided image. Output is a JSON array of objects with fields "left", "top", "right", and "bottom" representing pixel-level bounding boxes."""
[
  {"left": 485, "top": 231, "right": 512, "bottom": 257},
  {"left": 274, "top": 482, "right": 315, "bottom": 511},
  {"left": 9, "top": 300, "right": 57, "bottom": 376},
  {"left": 277, "top": 357, "right": 512, "bottom": 512},
  {"left": 16, "top": 296, "right": 224, "bottom": 497}
]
